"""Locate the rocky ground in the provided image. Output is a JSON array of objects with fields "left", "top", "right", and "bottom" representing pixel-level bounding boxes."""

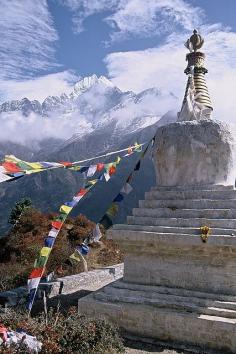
[{"left": 124, "top": 340, "right": 204, "bottom": 354}]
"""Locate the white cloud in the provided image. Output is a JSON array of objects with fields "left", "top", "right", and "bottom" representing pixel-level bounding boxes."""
[
  {"left": 105, "top": 26, "right": 236, "bottom": 124},
  {"left": 0, "top": 110, "right": 93, "bottom": 144},
  {"left": 0, "top": 71, "right": 79, "bottom": 103},
  {"left": 106, "top": 0, "right": 203, "bottom": 42},
  {"left": 61, "top": 0, "right": 203, "bottom": 41},
  {"left": 0, "top": 0, "right": 58, "bottom": 80},
  {"left": 60, "top": 0, "right": 119, "bottom": 33}
]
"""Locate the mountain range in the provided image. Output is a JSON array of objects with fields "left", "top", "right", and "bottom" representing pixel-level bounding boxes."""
[{"left": 0, "top": 75, "right": 178, "bottom": 235}]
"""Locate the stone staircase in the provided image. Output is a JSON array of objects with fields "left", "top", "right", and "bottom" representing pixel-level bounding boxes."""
[
  {"left": 79, "top": 184, "right": 236, "bottom": 353},
  {"left": 113, "top": 184, "right": 236, "bottom": 236}
]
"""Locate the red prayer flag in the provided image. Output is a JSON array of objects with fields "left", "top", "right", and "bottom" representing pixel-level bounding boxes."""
[
  {"left": 96, "top": 163, "right": 104, "bottom": 171},
  {"left": 29, "top": 267, "right": 45, "bottom": 279},
  {"left": 127, "top": 147, "right": 133, "bottom": 154},
  {"left": 51, "top": 220, "right": 63, "bottom": 229},
  {"left": 109, "top": 165, "right": 116, "bottom": 176},
  {"left": 59, "top": 161, "right": 73, "bottom": 167},
  {"left": 76, "top": 188, "right": 87, "bottom": 197},
  {"left": 127, "top": 173, "right": 133, "bottom": 183},
  {"left": 2, "top": 162, "right": 22, "bottom": 173}
]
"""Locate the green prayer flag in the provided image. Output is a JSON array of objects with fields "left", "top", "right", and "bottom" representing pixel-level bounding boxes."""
[{"left": 34, "top": 256, "right": 48, "bottom": 268}]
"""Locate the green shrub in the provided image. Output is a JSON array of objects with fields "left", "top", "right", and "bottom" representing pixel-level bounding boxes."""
[{"left": 0, "top": 307, "right": 125, "bottom": 354}]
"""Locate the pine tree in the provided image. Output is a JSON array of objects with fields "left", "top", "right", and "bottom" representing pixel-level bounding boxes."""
[{"left": 8, "top": 198, "right": 32, "bottom": 225}]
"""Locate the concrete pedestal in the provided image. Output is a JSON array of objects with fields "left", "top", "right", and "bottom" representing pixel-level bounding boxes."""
[{"left": 79, "top": 184, "right": 236, "bottom": 353}]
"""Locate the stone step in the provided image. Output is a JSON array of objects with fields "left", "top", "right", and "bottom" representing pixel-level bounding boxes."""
[
  {"left": 112, "top": 281, "right": 236, "bottom": 302},
  {"left": 140, "top": 199, "right": 236, "bottom": 210},
  {"left": 151, "top": 184, "right": 234, "bottom": 192},
  {"left": 127, "top": 216, "right": 236, "bottom": 229},
  {"left": 113, "top": 224, "right": 236, "bottom": 236},
  {"left": 133, "top": 207, "right": 236, "bottom": 219},
  {"left": 94, "top": 291, "right": 236, "bottom": 319},
  {"left": 103, "top": 285, "right": 236, "bottom": 314},
  {"left": 145, "top": 190, "right": 236, "bottom": 201}
]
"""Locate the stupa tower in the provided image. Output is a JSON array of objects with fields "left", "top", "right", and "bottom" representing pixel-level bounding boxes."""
[{"left": 180, "top": 29, "right": 213, "bottom": 117}]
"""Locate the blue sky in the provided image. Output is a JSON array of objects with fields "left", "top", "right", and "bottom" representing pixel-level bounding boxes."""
[
  {"left": 48, "top": 0, "right": 236, "bottom": 78},
  {"left": 1, "top": 0, "right": 236, "bottom": 123}
]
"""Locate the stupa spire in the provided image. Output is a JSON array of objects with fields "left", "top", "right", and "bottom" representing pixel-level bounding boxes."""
[{"left": 178, "top": 29, "right": 213, "bottom": 121}]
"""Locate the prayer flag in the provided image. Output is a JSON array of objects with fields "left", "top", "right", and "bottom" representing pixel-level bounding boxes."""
[
  {"left": 27, "top": 277, "right": 41, "bottom": 291},
  {"left": 134, "top": 160, "right": 141, "bottom": 171},
  {"left": 29, "top": 268, "right": 45, "bottom": 279},
  {"left": 51, "top": 220, "right": 63, "bottom": 229},
  {"left": 65, "top": 200, "right": 78, "bottom": 208},
  {"left": 0, "top": 171, "right": 13, "bottom": 183},
  {"left": 2, "top": 162, "right": 22, "bottom": 173},
  {"left": 96, "top": 163, "right": 104, "bottom": 171},
  {"left": 134, "top": 142, "right": 142, "bottom": 152},
  {"left": 59, "top": 161, "right": 73, "bottom": 167},
  {"left": 60, "top": 204, "right": 72, "bottom": 214},
  {"left": 40, "top": 162, "right": 57, "bottom": 168},
  {"left": 106, "top": 203, "right": 119, "bottom": 217},
  {"left": 126, "top": 173, "right": 133, "bottom": 183},
  {"left": 121, "top": 182, "right": 133, "bottom": 194},
  {"left": 34, "top": 256, "right": 47, "bottom": 268},
  {"left": 77, "top": 244, "right": 89, "bottom": 255},
  {"left": 104, "top": 172, "right": 110, "bottom": 182},
  {"left": 69, "top": 253, "right": 81, "bottom": 262},
  {"left": 116, "top": 156, "right": 121, "bottom": 165},
  {"left": 27, "top": 288, "right": 37, "bottom": 311},
  {"left": 76, "top": 188, "right": 87, "bottom": 197},
  {"left": 48, "top": 228, "right": 58, "bottom": 238},
  {"left": 99, "top": 214, "right": 113, "bottom": 229},
  {"left": 109, "top": 165, "right": 116, "bottom": 176},
  {"left": 26, "top": 162, "right": 44, "bottom": 170},
  {"left": 40, "top": 247, "right": 51, "bottom": 257},
  {"left": 7, "top": 172, "right": 25, "bottom": 178},
  {"left": 92, "top": 224, "right": 102, "bottom": 242},
  {"left": 56, "top": 213, "right": 67, "bottom": 222},
  {"left": 44, "top": 237, "right": 55, "bottom": 248},
  {"left": 87, "top": 165, "right": 97, "bottom": 177},
  {"left": 79, "top": 166, "right": 89, "bottom": 173},
  {"left": 113, "top": 193, "right": 124, "bottom": 202}
]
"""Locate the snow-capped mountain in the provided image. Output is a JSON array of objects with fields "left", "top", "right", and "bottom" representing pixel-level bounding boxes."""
[{"left": 0, "top": 75, "right": 178, "bottom": 142}]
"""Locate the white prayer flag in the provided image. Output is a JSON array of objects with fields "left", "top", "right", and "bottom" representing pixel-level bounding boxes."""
[
  {"left": 27, "top": 277, "right": 40, "bottom": 291},
  {"left": 121, "top": 183, "right": 133, "bottom": 194},
  {"left": 87, "top": 165, "right": 97, "bottom": 177}
]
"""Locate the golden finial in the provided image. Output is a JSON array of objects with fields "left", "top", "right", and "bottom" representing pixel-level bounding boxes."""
[{"left": 185, "top": 29, "right": 204, "bottom": 52}]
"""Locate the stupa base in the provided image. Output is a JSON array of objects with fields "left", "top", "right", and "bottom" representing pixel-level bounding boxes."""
[{"left": 78, "top": 279, "right": 236, "bottom": 353}]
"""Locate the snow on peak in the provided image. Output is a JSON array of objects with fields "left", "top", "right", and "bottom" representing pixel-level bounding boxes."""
[{"left": 72, "top": 75, "right": 115, "bottom": 98}]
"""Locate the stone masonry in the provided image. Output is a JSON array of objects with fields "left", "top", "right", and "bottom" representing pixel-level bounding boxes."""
[{"left": 79, "top": 183, "right": 236, "bottom": 353}]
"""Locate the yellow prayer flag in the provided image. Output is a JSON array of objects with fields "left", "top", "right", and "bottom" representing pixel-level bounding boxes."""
[
  {"left": 87, "top": 179, "right": 97, "bottom": 185},
  {"left": 60, "top": 205, "right": 73, "bottom": 214},
  {"left": 69, "top": 253, "right": 81, "bottom": 262},
  {"left": 116, "top": 156, "right": 121, "bottom": 164},
  {"left": 40, "top": 247, "right": 52, "bottom": 257},
  {"left": 26, "top": 162, "right": 44, "bottom": 170},
  {"left": 5, "top": 155, "right": 21, "bottom": 163}
]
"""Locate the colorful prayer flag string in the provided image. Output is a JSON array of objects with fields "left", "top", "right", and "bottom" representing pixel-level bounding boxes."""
[
  {"left": 0, "top": 142, "right": 145, "bottom": 184},
  {"left": 26, "top": 142, "right": 143, "bottom": 312}
]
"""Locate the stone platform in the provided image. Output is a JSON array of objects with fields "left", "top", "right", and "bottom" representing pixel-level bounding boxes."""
[{"left": 78, "top": 184, "right": 236, "bottom": 353}]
